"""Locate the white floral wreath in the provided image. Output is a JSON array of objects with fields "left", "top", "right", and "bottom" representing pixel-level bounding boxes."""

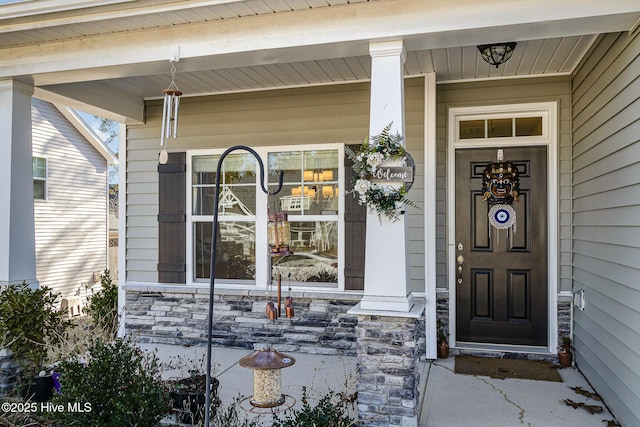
[{"left": 346, "top": 124, "right": 417, "bottom": 222}]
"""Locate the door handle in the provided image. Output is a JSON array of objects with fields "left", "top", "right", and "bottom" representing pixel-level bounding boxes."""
[{"left": 456, "top": 255, "right": 464, "bottom": 285}]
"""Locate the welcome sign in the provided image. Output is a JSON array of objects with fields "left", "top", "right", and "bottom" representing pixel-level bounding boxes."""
[
  {"left": 367, "top": 150, "right": 415, "bottom": 189},
  {"left": 368, "top": 166, "right": 413, "bottom": 183}
]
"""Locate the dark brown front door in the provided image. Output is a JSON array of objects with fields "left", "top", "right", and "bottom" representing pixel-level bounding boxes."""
[{"left": 455, "top": 146, "right": 547, "bottom": 346}]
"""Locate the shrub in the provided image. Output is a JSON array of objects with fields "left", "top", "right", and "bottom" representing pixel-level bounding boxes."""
[
  {"left": 0, "top": 281, "right": 71, "bottom": 374},
  {"left": 46, "top": 338, "right": 170, "bottom": 426},
  {"left": 212, "top": 396, "right": 262, "bottom": 427},
  {"left": 85, "top": 270, "right": 118, "bottom": 338},
  {"left": 272, "top": 386, "right": 357, "bottom": 427}
]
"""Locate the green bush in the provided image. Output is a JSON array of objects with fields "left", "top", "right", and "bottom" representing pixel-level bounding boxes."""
[
  {"left": 0, "top": 281, "right": 71, "bottom": 374},
  {"left": 47, "top": 338, "right": 170, "bottom": 427},
  {"left": 212, "top": 396, "right": 262, "bottom": 427},
  {"left": 272, "top": 386, "right": 357, "bottom": 427},
  {"left": 85, "top": 270, "right": 118, "bottom": 338}
]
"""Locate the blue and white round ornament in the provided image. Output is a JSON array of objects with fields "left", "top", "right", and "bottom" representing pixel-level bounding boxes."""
[{"left": 488, "top": 204, "right": 516, "bottom": 232}]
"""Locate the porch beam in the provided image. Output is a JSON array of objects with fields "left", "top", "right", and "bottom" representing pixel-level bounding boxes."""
[
  {"left": 0, "top": 79, "right": 38, "bottom": 287},
  {"left": 0, "top": 0, "right": 637, "bottom": 87},
  {"left": 35, "top": 83, "right": 144, "bottom": 124}
]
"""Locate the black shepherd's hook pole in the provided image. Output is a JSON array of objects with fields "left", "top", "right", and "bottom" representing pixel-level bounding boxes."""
[{"left": 205, "top": 145, "right": 283, "bottom": 425}]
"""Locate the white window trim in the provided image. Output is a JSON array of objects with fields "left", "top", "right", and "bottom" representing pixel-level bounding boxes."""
[
  {"left": 186, "top": 144, "right": 345, "bottom": 291},
  {"left": 33, "top": 156, "right": 48, "bottom": 200},
  {"left": 447, "top": 101, "right": 559, "bottom": 354}
]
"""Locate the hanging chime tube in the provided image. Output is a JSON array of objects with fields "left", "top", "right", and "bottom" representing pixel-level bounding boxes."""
[
  {"left": 165, "top": 90, "right": 172, "bottom": 140},
  {"left": 285, "top": 296, "right": 294, "bottom": 318},
  {"left": 173, "top": 94, "right": 180, "bottom": 138},
  {"left": 277, "top": 273, "right": 282, "bottom": 318},
  {"left": 160, "top": 91, "right": 170, "bottom": 147}
]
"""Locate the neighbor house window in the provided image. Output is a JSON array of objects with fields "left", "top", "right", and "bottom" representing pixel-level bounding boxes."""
[
  {"left": 33, "top": 157, "right": 47, "bottom": 200},
  {"left": 188, "top": 146, "right": 342, "bottom": 288}
]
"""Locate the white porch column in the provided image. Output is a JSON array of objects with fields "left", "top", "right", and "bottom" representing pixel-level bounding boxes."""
[
  {"left": 0, "top": 79, "right": 38, "bottom": 286},
  {"left": 360, "top": 40, "right": 413, "bottom": 313}
]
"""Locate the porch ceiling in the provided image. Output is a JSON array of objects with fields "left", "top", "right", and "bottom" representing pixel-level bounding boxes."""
[
  {"left": 45, "top": 35, "right": 597, "bottom": 99},
  {"left": 1, "top": 0, "right": 638, "bottom": 122}
]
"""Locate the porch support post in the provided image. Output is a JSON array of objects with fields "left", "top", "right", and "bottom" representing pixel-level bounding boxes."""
[
  {"left": 361, "top": 40, "right": 413, "bottom": 313},
  {"left": 424, "top": 73, "right": 438, "bottom": 359},
  {"left": 349, "top": 40, "right": 423, "bottom": 427},
  {"left": 0, "top": 79, "right": 38, "bottom": 287}
]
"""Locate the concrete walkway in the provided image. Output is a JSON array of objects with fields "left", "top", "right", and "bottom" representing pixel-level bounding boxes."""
[
  {"left": 142, "top": 343, "right": 617, "bottom": 426},
  {"left": 420, "top": 356, "right": 616, "bottom": 427}
]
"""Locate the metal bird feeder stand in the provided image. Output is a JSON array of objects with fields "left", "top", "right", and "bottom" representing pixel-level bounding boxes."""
[{"left": 204, "top": 145, "right": 285, "bottom": 426}]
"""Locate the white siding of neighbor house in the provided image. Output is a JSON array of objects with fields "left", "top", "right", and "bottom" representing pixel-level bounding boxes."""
[
  {"left": 435, "top": 76, "right": 573, "bottom": 293},
  {"left": 571, "top": 31, "right": 640, "bottom": 426},
  {"left": 31, "top": 99, "right": 108, "bottom": 300},
  {"left": 125, "top": 79, "right": 425, "bottom": 293}
]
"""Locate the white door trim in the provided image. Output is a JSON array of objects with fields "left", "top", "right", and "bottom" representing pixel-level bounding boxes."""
[{"left": 447, "top": 101, "right": 559, "bottom": 353}]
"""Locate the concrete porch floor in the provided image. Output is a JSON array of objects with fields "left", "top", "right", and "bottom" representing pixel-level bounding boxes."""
[{"left": 141, "top": 343, "right": 616, "bottom": 426}]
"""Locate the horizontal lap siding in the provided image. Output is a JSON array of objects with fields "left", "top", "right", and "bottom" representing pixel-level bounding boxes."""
[
  {"left": 435, "top": 76, "right": 572, "bottom": 291},
  {"left": 405, "top": 78, "right": 426, "bottom": 294},
  {"left": 32, "top": 99, "right": 108, "bottom": 299},
  {"left": 126, "top": 80, "right": 426, "bottom": 288},
  {"left": 571, "top": 31, "right": 640, "bottom": 426}
]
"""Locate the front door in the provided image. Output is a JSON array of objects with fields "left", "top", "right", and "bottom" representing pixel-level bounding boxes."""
[{"left": 455, "top": 146, "right": 547, "bottom": 346}]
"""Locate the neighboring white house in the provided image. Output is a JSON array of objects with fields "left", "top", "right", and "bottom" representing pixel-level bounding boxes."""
[
  {"left": 31, "top": 98, "right": 118, "bottom": 309},
  {"left": 1, "top": 1, "right": 639, "bottom": 426}
]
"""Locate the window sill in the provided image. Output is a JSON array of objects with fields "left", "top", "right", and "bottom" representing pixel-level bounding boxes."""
[{"left": 122, "top": 282, "right": 363, "bottom": 301}]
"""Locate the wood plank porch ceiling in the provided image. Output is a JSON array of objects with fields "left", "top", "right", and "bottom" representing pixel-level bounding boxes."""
[
  {"left": 93, "top": 34, "right": 595, "bottom": 100},
  {"left": 0, "top": 0, "right": 600, "bottom": 95}
]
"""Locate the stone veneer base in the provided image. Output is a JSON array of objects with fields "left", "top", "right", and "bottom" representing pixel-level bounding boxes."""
[{"left": 355, "top": 315, "right": 421, "bottom": 427}]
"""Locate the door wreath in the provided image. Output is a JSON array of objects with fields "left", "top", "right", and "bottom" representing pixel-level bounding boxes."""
[{"left": 346, "top": 124, "right": 417, "bottom": 222}]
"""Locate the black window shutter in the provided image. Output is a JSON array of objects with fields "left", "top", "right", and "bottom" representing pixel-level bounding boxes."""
[
  {"left": 344, "top": 145, "right": 366, "bottom": 291},
  {"left": 158, "top": 152, "right": 186, "bottom": 283}
]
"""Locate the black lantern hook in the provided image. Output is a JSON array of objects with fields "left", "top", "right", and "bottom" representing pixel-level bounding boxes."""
[{"left": 205, "top": 145, "right": 283, "bottom": 425}]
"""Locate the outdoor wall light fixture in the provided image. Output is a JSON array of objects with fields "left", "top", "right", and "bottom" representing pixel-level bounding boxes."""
[
  {"left": 204, "top": 146, "right": 285, "bottom": 425},
  {"left": 159, "top": 59, "right": 182, "bottom": 164},
  {"left": 477, "top": 42, "right": 517, "bottom": 68}
]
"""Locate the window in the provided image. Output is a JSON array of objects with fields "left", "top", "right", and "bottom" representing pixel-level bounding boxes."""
[
  {"left": 33, "top": 157, "right": 47, "bottom": 200},
  {"left": 188, "top": 146, "right": 343, "bottom": 288},
  {"left": 459, "top": 116, "right": 543, "bottom": 140},
  {"left": 191, "top": 153, "right": 257, "bottom": 283},
  {"left": 268, "top": 149, "right": 339, "bottom": 284}
]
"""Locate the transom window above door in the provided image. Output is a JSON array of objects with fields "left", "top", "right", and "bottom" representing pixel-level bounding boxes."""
[{"left": 456, "top": 115, "right": 545, "bottom": 140}]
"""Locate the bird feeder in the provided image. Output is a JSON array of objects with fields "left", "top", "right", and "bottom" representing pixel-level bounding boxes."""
[
  {"left": 239, "top": 346, "right": 295, "bottom": 408},
  {"left": 267, "top": 212, "right": 292, "bottom": 256}
]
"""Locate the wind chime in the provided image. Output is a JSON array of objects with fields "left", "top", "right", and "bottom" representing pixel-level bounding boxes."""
[
  {"left": 159, "top": 60, "right": 182, "bottom": 165},
  {"left": 237, "top": 195, "right": 296, "bottom": 411},
  {"left": 481, "top": 149, "right": 520, "bottom": 238},
  {"left": 266, "top": 196, "right": 295, "bottom": 320}
]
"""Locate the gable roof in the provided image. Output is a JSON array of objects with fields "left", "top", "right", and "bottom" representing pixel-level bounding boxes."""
[{"left": 53, "top": 104, "right": 118, "bottom": 165}]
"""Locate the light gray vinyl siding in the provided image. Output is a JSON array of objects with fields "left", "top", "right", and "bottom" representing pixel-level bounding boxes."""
[
  {"left": 435, "top": 76, "right": 573, "bottom": 292},
  {"left": 32, "top": 99, "right": 108, "bottom": 300},
  {"left": 571, "top": 31, "right": 640, "bottom": 427},
  {"left": 126, "top": 79, "right": 426, "bottom": 291}
]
